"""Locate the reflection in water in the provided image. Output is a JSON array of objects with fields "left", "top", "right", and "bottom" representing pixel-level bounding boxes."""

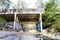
[
  {"left": 43, "top": 36, "right": 59, "bottom": 40},
  {"left": 0, "top": 32, "right": 60, "bottom": 40},
  {"left": 4, "top": 36, "right": 17, "bottom": 40},
  {"left": 0, "top": 31, "right": 41, "bottom": 40},
  {"left": 0, "top": 33, "right": 43, "bottom": 40},
  {"left": 21, "top": 33, "right": 42, "bottom": 40},
  {"left": 0, "top": 31, "right": 17, "bottom": 40},
  {"left": 0, "top": 36, "right": 17, "bottom": 40},
  {"left": 21, "top": 34, "right": 36, "bottom": 40}
]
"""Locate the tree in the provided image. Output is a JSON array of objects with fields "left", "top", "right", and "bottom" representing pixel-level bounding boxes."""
[
  {"left": 43, "top": 0, "right": 58, "bottom": 22},
  {"left": 43, "top": 0, "right": 60, "bottom": 32},
  {"left": 0, "top": 0, "right": 10, "bottom": 9},
  {"left": 35, "top": 0, "right": 44, "bottom": 8},
  {"left": 14, "top": 0, "right": 27, "bottom": 9}
]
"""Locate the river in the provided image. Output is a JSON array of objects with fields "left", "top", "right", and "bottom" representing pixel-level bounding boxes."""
[
  {"left": 0, "top": 31, "right": 60, "bottom": 40},
  {"left": 0, "top": 31, "right": 41, "bottom": 40}
]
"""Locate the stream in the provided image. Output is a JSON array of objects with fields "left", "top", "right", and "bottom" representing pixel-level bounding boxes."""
[
  {"left": 0, "top": 31, "right": 41, "bottom": 40},
  {"left": 0, "top": 31, "right": 60, "bottom": 40}
]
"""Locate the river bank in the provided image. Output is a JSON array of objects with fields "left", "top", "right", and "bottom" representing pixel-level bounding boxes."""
[{"left": 42, "top": 30, "right": 60, "bottom": 39}]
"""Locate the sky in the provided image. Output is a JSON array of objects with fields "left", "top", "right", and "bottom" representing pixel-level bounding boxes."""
[
  {"left": 43, "top": 0, "right": 49, "bottom": 3},
  {"left": 10, "top": 0, "right": 18, "bottom": 4},
  {"left": 22, "top": 0, "right": 37, "bottom": 8},
  {"left": 10, "top": 0, "right": 49, "bottom": 8}
]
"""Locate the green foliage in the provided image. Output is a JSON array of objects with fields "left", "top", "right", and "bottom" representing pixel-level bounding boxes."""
[
  {"left": 43, "top": 0, "right": 58, "bottom": 22},
  {"left": 44, "top": 0, "right": 57, "bottom": 21},
  {"left": 51, "top": 15, "right": 60, "bottom": 30},
  {"left": 0, "top": 17, "right": 6, "bottom": 24},
  {"left": 43, "top": 11, "right": 55, "bottom": 22},
  {"left": 43, "top": 0, "right": 60, "bottom": 32},
  {"left": 0, "top": 0, "right": 10, "bottom": 9},
  {"left": 45, "top": 0, "right": 58, "bottom": 11}
]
